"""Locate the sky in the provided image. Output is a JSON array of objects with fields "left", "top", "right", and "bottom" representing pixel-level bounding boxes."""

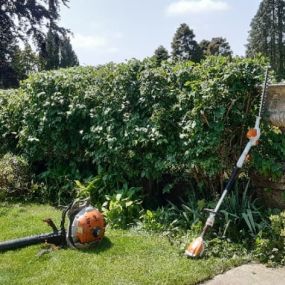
[{"left": 59, "top": 0, "right": 262, "bottom": 66}]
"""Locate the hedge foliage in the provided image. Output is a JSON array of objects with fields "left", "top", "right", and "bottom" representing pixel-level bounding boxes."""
[
  {"left": 0, "top": 153, "right": 30, "bottom": 200},
  {"left": 0, "top": 89, "right": 26, "bottom": 154},
  {"left": 0, "top": 56, "right": 284, "bottom": 202}
]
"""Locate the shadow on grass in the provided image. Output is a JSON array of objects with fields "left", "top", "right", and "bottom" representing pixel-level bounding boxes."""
[{"left": 80, "top": 236, "right": 113, "bottom": 254}]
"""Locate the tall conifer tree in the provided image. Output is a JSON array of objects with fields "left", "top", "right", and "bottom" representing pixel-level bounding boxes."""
[
  {"left": 171, "top": 23, "right": 202, "bottom": 62},
  {"left": 199, "top": 38, "right": 232, "bottom": 57},
  {"left": 207, "top": 37, "right": 232, "bottom": 56},
  {"left": 0, "top": 0, "right": 70, "bottom": 87},
  {"left": 39, "top": 0, "right": 79, "bottom": 70},
  {"left": 153, "top": 45, "right": 169, "bottom": 65},
  {"left": 247, "top": 0, "right": 285, "bottom": 79},
  {"left": 59, "top": 36, "right": 79, "bottom": 68}
]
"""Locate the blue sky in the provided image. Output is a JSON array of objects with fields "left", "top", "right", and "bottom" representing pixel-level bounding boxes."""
[{"left": 59, "top": 0, "right": 261, "bottom": 66}]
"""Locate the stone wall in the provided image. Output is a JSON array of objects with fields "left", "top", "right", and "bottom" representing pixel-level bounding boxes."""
[
  {"left": 254, "top": 84, "right": 285, "bottom": 209},
  {"left": 267, "top": 84, "right": 285, "bottom": 128}
]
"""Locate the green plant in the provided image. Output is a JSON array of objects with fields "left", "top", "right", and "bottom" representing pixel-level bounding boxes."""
[
  {"left": 102, "top": 185, "right": 143, "bottom": 229},
  {"left": 140, "top": 209, "right": 165, "bottom": 232},
  {"left": 37, "top": 165, "right": 80, "bottom": 205},
  {"left": 218, "top": 180, "right": 268, "bottom": 240},
  {"left": 75, "top": 173, "right": 123, "bottom": 207},
  {"left": 139, "top": 194, "right": 206, "bottom": 235},
  {"left": 251, "top": 126, "right": 285, "bottom": 181},
  {"left": 163, "top": 198, "right": 206, "bottom": 230},
  {"left": 205, "top": 237, "right": 249, "bottom": 259},
  {"left": 254, "top": 211, "right": 285, "bottom": 266},
  {"left": 0, "top": 153, "right": 30, "bottom": 200}
]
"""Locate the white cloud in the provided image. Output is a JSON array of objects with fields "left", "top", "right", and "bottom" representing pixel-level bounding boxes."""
[
  {"left": 113, "top": 32, "right": 124, "bottom": 40},
  {"left": 71, "top": 33, "right": 120, "bottom": 54},
  {"left": 107, "top": 47, "right": 119, "bottom": 54},
  {"left": 166, "top": 0, "right": 230, "bottom": 16},
  {"left": 71, "top": 34, "right": 108, "bottom": 49}
]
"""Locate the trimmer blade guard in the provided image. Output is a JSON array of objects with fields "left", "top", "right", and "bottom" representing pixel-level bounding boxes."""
[{"left": 185, "top": 236, "right": 205, "bottom": 257}]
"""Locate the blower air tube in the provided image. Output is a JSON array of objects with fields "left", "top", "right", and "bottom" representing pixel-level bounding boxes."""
[{"left": 0, "top": 231, "right": 65, "bottom": 251}]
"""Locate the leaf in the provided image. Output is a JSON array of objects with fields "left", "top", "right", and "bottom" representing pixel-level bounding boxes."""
[
  {"left": 242, "top": 212, "right": 254, "bottom": 235},
  {"left": 116, "top": 193, "right": 122, "bottom": 201},
  {"left": 162, "top": 184, "right": 173, "bottom": 194},
  {"left": 125, "top": 201, "right": 133, "bottom": 207},
  {"left": 247, "top": 209, "right": 256, "bottom": 233}
]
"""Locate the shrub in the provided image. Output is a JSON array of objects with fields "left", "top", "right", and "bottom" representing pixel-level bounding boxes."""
[
  {"left": 37, "top": 164, "right": 81, "bottom": 205},
  {"left": 19, "top": 66, "right": 98, "bottom": 169},
  {"left": 0, "top": 153, "right": 30, "bottom": 200},
  {"left": 10, "top": 55, "right": 282, "bottom": 203},
  {"left": 17, "top": 67, "right": 99, "bottom": 202},
  {"left": 251, "top": 126, "right": 285, "bottom": 181},
  {"left": 83, "top": 56, "right": 272, "bottom": 199}
]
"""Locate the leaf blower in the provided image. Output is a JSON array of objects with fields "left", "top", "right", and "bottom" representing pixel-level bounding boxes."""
[
  {"left": 0, "top": 199, "right": 105, "bottom": 252},
  {"left": 185, "top": 67, "right": 270, "bottom": 258}
]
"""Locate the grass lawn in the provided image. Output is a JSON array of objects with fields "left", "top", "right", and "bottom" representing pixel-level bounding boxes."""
[{"left": 0, "top": 203, "right": 247, "bottom": 285}]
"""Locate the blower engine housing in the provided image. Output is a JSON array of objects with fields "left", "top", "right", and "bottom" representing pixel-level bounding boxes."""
[{"left": 67, "top": 202, "right": 105, "bottom": 249}]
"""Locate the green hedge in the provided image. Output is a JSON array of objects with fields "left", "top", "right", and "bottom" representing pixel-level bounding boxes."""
[
  {"left": 0, "top": 89, "right": 25, "bottom": 154},
  {"left": 19, "top": 66, "right": 98, "bottom": 166},
  {"left": 1, "top": 56, "right": 283, "bottom": 202}
]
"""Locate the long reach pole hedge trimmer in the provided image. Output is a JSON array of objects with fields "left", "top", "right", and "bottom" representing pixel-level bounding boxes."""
[{"left": 185, "top": 67, "right": 270, "bottom": 258}]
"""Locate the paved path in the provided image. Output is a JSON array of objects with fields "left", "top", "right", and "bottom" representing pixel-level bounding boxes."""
[{"left": 201, "top": 263, "right": 285, "bottom": 285}]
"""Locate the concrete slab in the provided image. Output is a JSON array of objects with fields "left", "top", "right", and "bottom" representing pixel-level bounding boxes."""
[{"left": 201, "top": 263, "right": 285, "bottom": 285}]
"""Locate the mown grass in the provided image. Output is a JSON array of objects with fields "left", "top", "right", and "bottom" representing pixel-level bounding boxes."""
[{"left": 0, "top": 203, "right": 246, "bottom": 285}]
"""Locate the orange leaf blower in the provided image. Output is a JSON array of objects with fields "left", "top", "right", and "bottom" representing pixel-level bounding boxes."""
[{"left": 0, "top": 199, "right": 105, "bottom": 251}]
